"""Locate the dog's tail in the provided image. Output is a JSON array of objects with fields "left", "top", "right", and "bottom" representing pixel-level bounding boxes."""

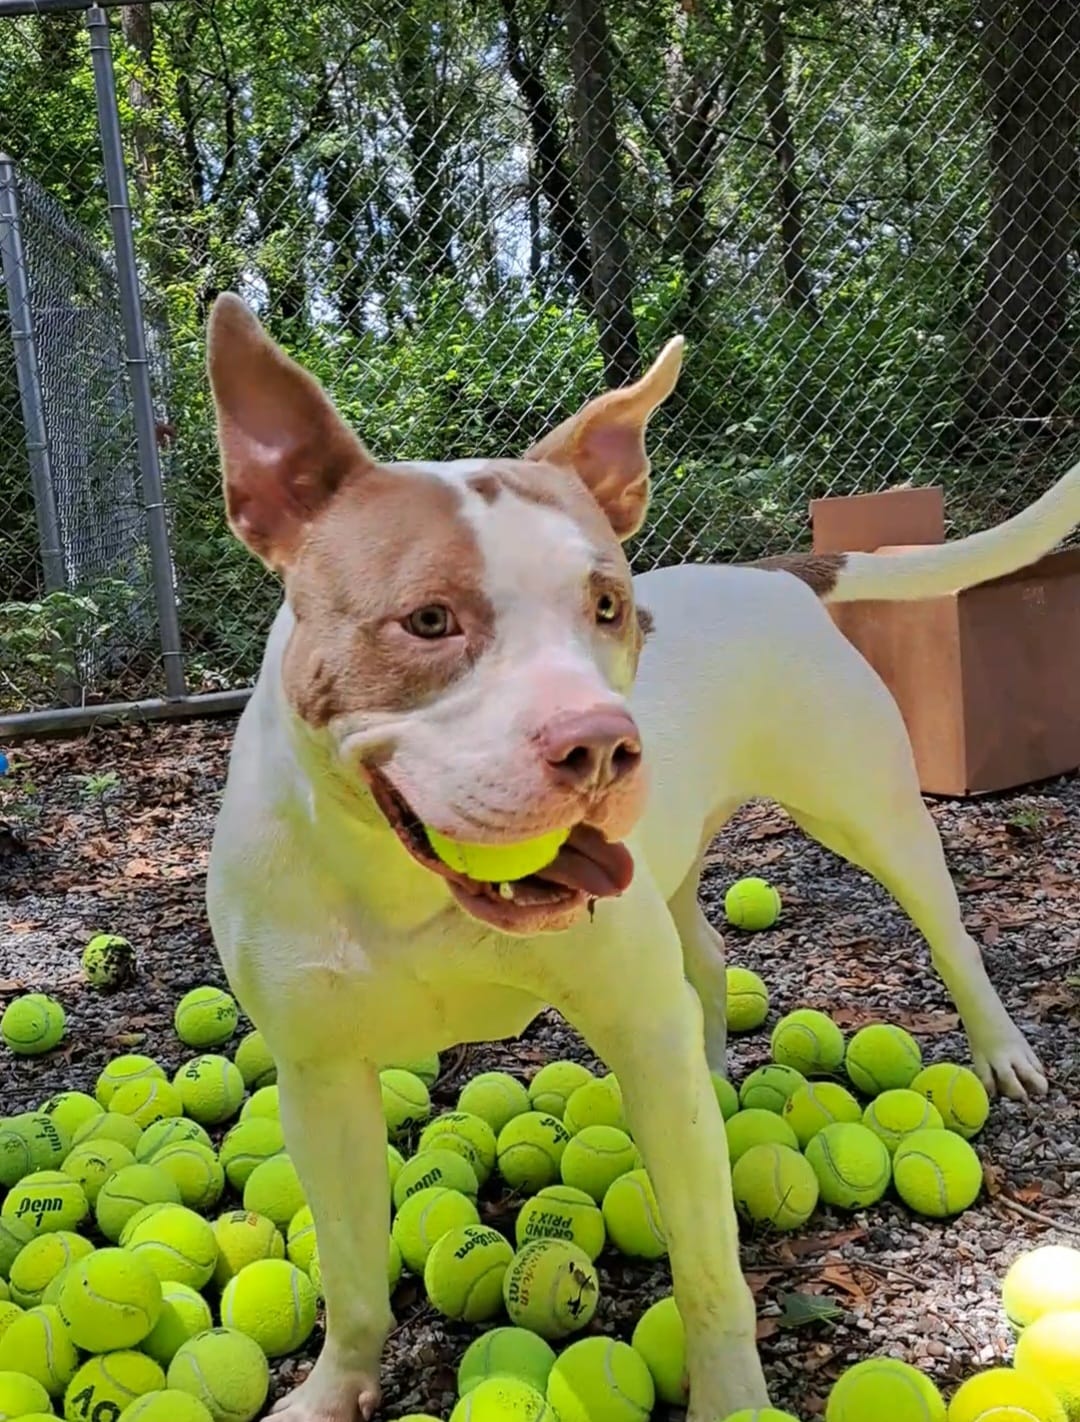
[{"left": 816, "top": 456, "right": 1080, "bottom": 604}]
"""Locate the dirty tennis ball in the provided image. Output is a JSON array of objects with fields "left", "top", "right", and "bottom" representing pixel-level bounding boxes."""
[
  {"left": 1015, "top": 1310, "right": 1080, "bottom": 1418},
  {"left": 497, "top": 1112, "right": 572, "bottom": 1192},
  {"left": 739, "top": 1064, "right": 807, "bottom": 1114},
  {"left": 458, "top": 1072, "right": 531, "bottom": 1135},
  {"left": 712, "top": 1074, "right": 741, "bottom": 1120},
  {"left": 548, "top": 1336, "right": 656, "bottom": 1422},
  {"left": 9, "top": 1231, "right": 94, "bottom": 1308},
  {"left": 0, "top": 1370, "right": 51, "bottom": 1418},
  {"left": 783, "top": 1082, "right": 863, "bottom": 1148},
  {"left": 73, "top": 1111, "right": 144, "bottom": 1154},
  {"left": 40, "top": 1091, "right": 103, "bottom": 1140},
  {"left": 110, "top": 1078, "right": 184, "bottom": 1130},
  {"left": 602, "top": 1169, "right": 667, "bottom": 1259},
  {"left": 239, "top": 1086, "right": 279, "bottom": 1122},
  {"left": 233, "top": 1031, "right": 276, "bottom": 1091},
  {"left": 151, "top": 1143, "right": 225, "bottom": 1212},
  {"left": 424, "top": 1224, "right": 514, "bottom": 1323},
  {"left": 241, "top": 1155, "right": 305, "bottom": 1231},
  {"left": 0, "top": 1217, "right": 34, "bottom": 1277},
  {"left": 392, "top": 1187, "right": 480, "bottom": 1275},
  {"left": 124, "top": 1205, "right": 218, "bottom": 1290},
  {"left": 528, "top": 1061, "right": 594, "bottom": 1120},
  {"left": 211, "top": 1211, "right": 285, "bottom": 1290},
  {"left": 947, "top": 1368, "right": 1067, "bottom": 1422},
  {"left": 3, "top": 1171, "right": 88, "bottom": 1237},
  {"left": 167, "top": 1327, "right": 270, "bottom": 1422},
  {"left": 862, "top": 1089, "right": 944, "bottom": 1154},
  {"left": 425, "top": 827, "right": 569, "bottom": 882},
  {"left": 725, "top": 1108, "right": 800, "bottom": 1164},
  {"left": 0, "top": 1302, "right": 20, "bottom": 1343},
  {"left": 174, "top": 986, "right": 239, "bottom": 1050},
  {"left": 726, "top": 967, "right": 771, "bottom": 1029},
  {"left": 1003, "top": 1245, "right": 1080, "bottom": 1331},
  {"left": 910, "top": 1063, "right": 990, "bottom": 1139},
  {"left": 771, "top": 1008, "right": 846, "bottom": 1076},
  {"left": 825, "top": 1357, "right": 947, "bottom": 1422},
  {"left": 96, "top": 1165, "right": 182, "bottom": 1243},
  {"left": 393, "top": 1149, "right": 479, "bottom": 1210},
  {"left": 221, "top": 1258, "right": 317, "bottom": 1358},
  {"left": 59, "top": 1248, "right": 162, "bottom": 1351},
  {"left": 845, "top": 1023, "right": 923, "bottom": 1094},
  {"left": 95, "top": 1055, "right": 168, "bottom": 1109},
  {"left": 732, "top": 1142, "right": 820, "bottom": 1230},
  {"left": 117, "top": 1391, "right": 217, "bottom": 1422},
  {"left": 0, "top": 1303, "right": 79, "bottom": 1395},
  {"left": 82, "top": 933, "right": 136, "bottom": 989},
  {"left": 724, "top": 877, "right": 781, "bottom": 931},
  {"left": 418, "top": 1113, "right": 498, "bottom": 1185},
  {"left": 1, "top": 993, "right": 66, "bottom": 1055},
  {"left": 515, "top": 1184, "right": 606, "bottom": 1261},
  {"left": 386, "top": 1053, "right": 442, "bottom": 1088},
  {"left": 563, "top": 1076, "right": 627, "bottom": 1135},
  {"left": 560, "top": 1125, "right": 640, "bottom": 1203},
  {"left": 285, "top": 1207, "right": 317, "bottom": 1274},
  {"left": 174, "top": 1055, "right": 246, "bottom": 1127},
  {"left": 892, "top": 1128, "right": 983, "bottom": 1217},
  {"left": 450, "top": 1376, "right": 557, "bottom": 1422},
  {"left": 458, "top": 1326, "right": 556, "bottom": 1397},
  {"left": 11, "top": 1112, "right": 70, "bottom": 1172},
  {"left": 804, "top": 1122, "right": 892, "bottom": 1209},
  {"left": 631, "top": 1296, "right": 688, "bottom": 1406},
  {"left": 502, "top": 1239, "right": 599, "bottom": 1340},
  {"left": 65, "top": 1350, "right": 167, "bottom": 1420},
  {"left": 61, "top": 1141, "right": 135, "bottom": 1207},
  {"left": 380, "top": 1069, "right": 432, "bottom": 1142},
  {"left": 141, "top": 1283, "right": 214, "bottom": 1368}
]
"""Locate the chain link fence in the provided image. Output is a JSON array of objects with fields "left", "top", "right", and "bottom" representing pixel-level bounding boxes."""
[{"left": 1, "top": 0, "right": 1078, "bottom": 724}]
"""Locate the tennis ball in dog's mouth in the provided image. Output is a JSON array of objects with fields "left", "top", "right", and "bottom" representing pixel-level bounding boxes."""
[{"left": 424, "top": 827, "right": 569, "bottom": 881}]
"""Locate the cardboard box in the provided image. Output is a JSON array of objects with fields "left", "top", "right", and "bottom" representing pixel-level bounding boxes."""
[{"left": 810, "top": 486, "right": 1080, "bottom": 796}]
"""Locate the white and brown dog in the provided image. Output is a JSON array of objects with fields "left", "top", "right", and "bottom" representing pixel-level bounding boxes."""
[{"left": 206, "top": 294, "right": 1071, "bottom": 1420}]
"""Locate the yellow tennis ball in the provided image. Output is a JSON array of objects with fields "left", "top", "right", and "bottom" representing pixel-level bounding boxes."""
[
  {"left": 515, "top": 1184, "right": 606, "bottom": 1261},
  {"left": 892, "top": 1129, "right": 983, "bottom": 1217},
  {"left": 805, "top": 1123, "right": 892, "bottom": 1209},
  {"left": 9, "top": 1112, "right": 70, "bottom": 1172},
  {"left": 2, "top": 1171, "right": 88, "bottom": 1236},
  {"left": 385, "top": 1053, "right": 441, "bottom": 1088},
  {"left": 117, "top": 1390, "right": 216, "bottom": 1422},
  {"left": 497, "top": 1113, "right": 572, "bottom": 1192},
  {"left": 826, "top": 1358, "right": 946, "bottom": 1421},
  {"left": 217, "top": 1120, "right": 284, "bottom": 1192},
  {"left": 601, "top": 1170, "right": 666, "bottom": 1259},
  {"left": 211, "top": 1212, "right": 285, "bottom": 1290},
  {"left": 783, "top": 1082, "right": 863, "bottom": 1148},
  {"left": 846, "top": 1024, "right": 923, "bottom": 1094},
  {"left": 152, "top": 1143, "right": 225, "bottom": 1213},
  {"left": 95, "top": 1056, "right": 167, "bottom": 1109},
  {"left": 141, "top": 1282, "right": 213, "bottom": 1367},
  {"left": 910, "top": 1064, "right": 990, "bottom": 1139},
  {"left": 241, "top": 1155, "right": 305, "bottom": 1230},
  {"left": 559, "top": 1126, "right": 640, "bottom": 1203},
  {"left": 419, "top": 1114, "right": 498, "bottom": 1185},
  {"left": 82, "top": 934, "right": 136, "bottom": 989},
  {"left": 0, "top": 1217, "right": 34, "bottom": 1276},
  {"left": 457, "top": 1326, "right": 556, "bottom": 1397},
  {"left": 167, "top": 1327, "right": 269, "bottom": 1422},
  {"left": 73, "top": 1112, "right": 143, "bottom": 1154},
  {"left": 726, "top": 967, "right": 771, "bottom": 1029},
  {"left": 0, "top": 1120, "right": 38, "bottom": 1190},
  {"left": 62, "top": 1141, "right": 136, "bottom": 1205},
  {"left": 450, "top": 1376, "right": 557, "bottom": 1421},
  {"left": 502, "top": 1240, "right": 599, "bottom": 1340},
  {"left": 40, "top": 1091, "right": 103, "bottom": 1140},
  {"left": 393, "top": 1150, "right": 479, "bottom": 1210},
  {"left": 1015, "top": 1311, "right": 1080, "bottom": 1419},
  {"left": 0, "top": 1370, "right": 51, "bottom": 1417},
  {"left": 65, "top": 1350, "right": 166, "bottom": 1420},
  {"left": 220, "top": 1259, "right": 317, "bottom": 1358},
  {"left": 1003, "top": 1246, "right": 1080, "bottom": 1331},
  {"left": 548, "top": 1336, "right": 655, "bottom": 1422},
  {"left": 1, "top": 993, "right": 65, "bottom": 1055},
  {"left": 862, "top": 1089, "right": 944, "bottom": 1154},
  {"left": 110, "top": 1079, "right": 184, "bottom": 1131},
  {"left": 772, "top": 1009, "right": 846, "bottom": 1076},
  {"left": 59, "top": 1248, "right": 162, "bottom": 1351},
  {"left": 563, "top": 1077, "right": 626, "bottom": 1135},
  {"left": 387, "top": 1145, "right": 405, "bottom": 1193},
  {"left": 0, "top": 1303, "right": 78, "bottom": 1395},
  {"left": 284, "top": 1206, "right": 317, "bottom": 1275},
  {"left": 238, "top": 1087, "right": 279, "bottom": 1122},
  {"left": 232, "top": 1031, "right": 276, "bottom": 1091},
  {"left": 96, "top": 1165, "right": 182, "bottom": 1243},
  {"left": 391, "top": 1187, "right": 480, "bottom": 1275},
  {"left": 9, "top": 1232, "right": 94, "bottom": 1308},
  {"left": 947, "top": 1368, "right": 1066, "bottom": 1422},
  {"left": 631, "top": 1296, "right": 687, "bottom": 1406},
  {"left": 424, "top": 827, "right": 569, "bottom": 882},
  {"left": 732, "top": 1143, "right": 820, "bottom": 1230},
  {"left": 380, "top": 1070, "right": 432, "bottom": 1142},
  {"left": 528, "top": 1062, "right": 595, "bottom": 1119},
  {"left": 712, "top": 1074, "right": 741, "bottom": 1120},
  {"left": 124, "top": 1204, "right": 218, "bottom": 1291},
  {"left": 739, "top": 1065, "right": 807, "bottom": 1114},
  {"left": 458, "top": 1073, "right": 532, "bottom": 1134},
  {"left": 725, "top": 1108, "right": 800, "bottom": 1163},
  {"left": 424, "top": 1224, "right": 514, "bottom": 1322},
  {"left": 174, "top": 1056, "right": 245, "bottom": 1127},
  {"left": 725, "top": 877, "right": 781, "bottom": 930},
  {"left": 174, "top": 987, "right": 239, "bottom": 1049}
]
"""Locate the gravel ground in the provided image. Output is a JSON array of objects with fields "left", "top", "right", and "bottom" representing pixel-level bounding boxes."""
[{"left": 1, "top": 715, "right": 1078, "bottom": 1419}]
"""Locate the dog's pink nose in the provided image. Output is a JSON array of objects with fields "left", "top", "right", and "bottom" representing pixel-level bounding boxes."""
[{"left": 540, "top": 708, "right": 642, "bottom": 791}]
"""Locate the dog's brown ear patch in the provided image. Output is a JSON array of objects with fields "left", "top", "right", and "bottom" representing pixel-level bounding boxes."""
[
  {"left": 523, "top": 337, "right": 685, "bottom": 541},
  {"left": 207, "top": 294, "right": 375, "bottom": 571}
]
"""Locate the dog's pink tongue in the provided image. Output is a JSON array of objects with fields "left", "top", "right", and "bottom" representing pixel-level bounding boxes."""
[{"left": 535, "top": 825, "right": 634, "bottom": 898}]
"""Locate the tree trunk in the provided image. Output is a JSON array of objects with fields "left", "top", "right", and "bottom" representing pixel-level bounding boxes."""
[
  {"left": 962, "top": 0, "right": 1080, "bottom": 424},
  {"left": 120, "top": 5, "right": 157, "bottom": 197},
  {"left": 761, "top": 0, "right": 816, "bottom": 316},
  {"left": 565, "top": 0, "right": 640, "bottom": 384}
]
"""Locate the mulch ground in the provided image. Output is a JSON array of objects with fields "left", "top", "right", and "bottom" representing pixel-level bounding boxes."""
[{"left": 1, "top": 715, "right": 1078, "bottom": 1419}]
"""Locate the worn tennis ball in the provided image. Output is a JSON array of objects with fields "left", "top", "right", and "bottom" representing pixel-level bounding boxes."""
[
  {"left": 631, "top": 1295, "right": 687, "bottom": 1406},
  {"left": 1015, "top": 1310, "right": 1080, "bottom": 1419},
  {"left": 40, "top": 1091, "right": 104, "bottom": 1140},
  {"left": 947, "top": 1368, "right": 1067, "bottom": 1422},
  {"left": 424, "top": 1224, "right": 514, "bottom": 1322},
  {"left": 392, "top": 1187, "right": 480, "bottom": 1275},
  {"left": 9, "top": 1231, "right": 94, "bottom": 1308},
  {"left": 726, "top": 967, "right": 771, "bottom": 1030},
  {"left": 0, "top": 1303, "right": 78, "bottom": 1395},
  {"left": 59, "top": 1248, "right": 162, "bottom": 1351},
  {"left": 725, "top": 1108, "right": 800, "bottom": 1163},
  {"left": 528, "top": 1062, "right": 595, "bottom": 1120},
  {"left": 2, "top": 1171, "right": 88, "bottom": 1236},
  {"left": 82, "top": 934, "right": 136, "bottom": 989},
  {"left": 1, "top": 993, "right": 65, "bottom": 1055},
  {"left": 732, "top": 1142, "right": 820, "bottom": 1230},
  {"left": 724, "top": 877, "right": 781, "bottom": 930},
  {"left": 862, "top": 1089, "right": 944, "bottom": 1154},
  {"left": 457, "top": 1327, "right": 556, "bottom": 1397},
  {"left": 117, "top": 1390, "right": 217, "bottom": 1422},
  {"left": 380, "top": 1070, "right": 432, "bottom": 1142},
  {"left": 892, "top": 1128, "right": 983, "bottom": 1217},
  {"left": 124, "top": 1204, "right": 218, "bottom": 1291},
  {"left": 515, "top": 1184, "right": 605, "bottom": 1261},
  {"left": 418, "top": 1114, "right": 498, "bottom": 1185},
  {"left": 826, "top": 1358, "right": 946, "bottom": 1422},
  {"left": 450, "top": 1376, "right": 557, "bottom": 1421},
  {"left": 167, "top": 1327, "right": 270, "bottom": 1422},
  {"left": 1003, "top": 1246, "right": 1080, "bottom": 1332},
  {"left": 239, "top": 1087, "right": 279, "bottom": 1123},
  {"left": 502, "top": 1239, "right": 599, "bottom": 1340},
  {"left": 0, "top": 1369, "right": 51, "bottom": 1415},
  {"left": 425, "top": 827, "right": 569, "bottom": 881},
  {"left": 73, "top": 1111, "right": 143, "bottom": 1154},
  {"left": 393, "top": 1150, "right": 479, "bottom": 1210},
  {"left": 386, "top": 1053, "right": 442, "bottom": 1088},
  {"left": 0, "top": 1217, "right": 34, "bottom": 1278},
  {"left": 211, "top": 1211, "right": 285, "bottom": 1290},
  {"left": 285, "top": 1207, "right": 317, "bottom": 1274},
  {"left": 96, "top": 1165, "right": 182, "bottom": 1243},
  {"left": 783, "top": 1082, "right": 863, "bottom": 1148},
  {"left": 602, "top": 1169, "right": 666, "bottom": 1259},
  {"left": 711, "top": 1074, "right": 741, "bottom": 1120},
  {"left": 110, "top": 1079, "right": 185, "bottom": 1131},
  {"left": 910, "top": 1063, "right": 990, "bottom": 1139},
  {"left": 220, "top": 1258, "right": 317, "bottom": 1358},
  {"left": 458, "top": 1073, "right": 531, "bottom": 1134},
  {"left": 548, "top": 1335, "right": 655, "bottom": 1422},
  {"left": 232, "top": 1031, "right": 276, "bottom": 1091},
  {"left": 174, "top": 1056, "right": 245, "bottom": 1127},
  {"left": 739, "top": 1065, "right": 807, "bottom": 1114},
  {"left": 10, "top": 1112, "right": 70, "bottom": 1173},
  {"left": 174, "top": 987, "right": 239, "bottom": 1050},
  {"left": 0, "top": 1303, "right": 20, "bottom": 1344},
  {"left": 804, "top": 1123, "right": 892, "bottom": 1209},
  {"left": 563, "top": 1077, "right": 626, "bottom": 1135},
  {"left": 496, "top": 1113, "right": 572, "bottom": 1192},
  {"left": 95, "top": 1055, "right": 168, "bottom": 1109},
  {"left": 0, "top": 1120, "right": 38, "bottom": 1191},
  {"left": 772, "top": 1009, "right": 846, "bottom": 1076},
  {"left": 141, "top": 1282, "right": 214, "bottom": 1367},
  {"left": 65, "top": 1350, "right": 166, "bottom": 1420},
  {"left": 150, "top": 1144, "right": 225, "bottom": 1213},
  {"left": 560, "top": 1125, "right": 640, "bottom": 1203},
  {"left": 846, "top": 1024, "right": 923, "bottom": 1094},
  {"left": 241, "top": 1155, "right": 305, "bottom": 1230}
]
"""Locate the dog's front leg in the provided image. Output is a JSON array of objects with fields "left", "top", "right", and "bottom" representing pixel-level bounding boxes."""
[{"left": 271, "top": 1055, "right": 391, "bottom": 1422}]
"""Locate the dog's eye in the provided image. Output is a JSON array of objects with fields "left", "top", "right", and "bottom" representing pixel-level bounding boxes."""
[
  {"left": 595, "top": 591, "right": 624, "bottom": 625},
  {"left": 403, "top": 604, "right": 458, "bottom": 639}
]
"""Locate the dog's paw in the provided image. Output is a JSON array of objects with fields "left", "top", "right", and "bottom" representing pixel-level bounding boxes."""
[
  {"left": 271, "top": 1361, "right": 381, "bottom": 1422},
  {"left": 971, "top": 1028, "right": 1048, "bottom": 1101}
]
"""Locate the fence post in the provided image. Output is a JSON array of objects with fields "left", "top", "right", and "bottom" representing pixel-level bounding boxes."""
[{"left": 86, "top": 4, "right": 186, "bottom": 700}]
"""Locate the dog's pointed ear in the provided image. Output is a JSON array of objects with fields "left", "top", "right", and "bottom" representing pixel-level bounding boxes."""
[
  {"left": 207, "top": 294, "right": 375, "bottom": 571},
  {"left": 523, "top": 336, "right": 685, "bottom": 539}
]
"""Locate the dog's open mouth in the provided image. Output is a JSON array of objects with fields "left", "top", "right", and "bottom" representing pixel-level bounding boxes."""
[{"left": 366, "top": 768, "right": 634, "bottom": 931}]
